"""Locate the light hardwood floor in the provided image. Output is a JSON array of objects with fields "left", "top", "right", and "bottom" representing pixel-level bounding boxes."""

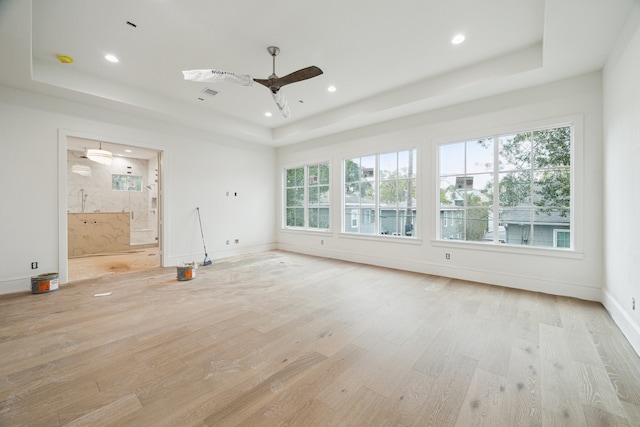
[{"left": 1, "top": 250, "right": 639, "bottom": 426}]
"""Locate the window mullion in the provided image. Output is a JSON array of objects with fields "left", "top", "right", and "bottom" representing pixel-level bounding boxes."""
[{"left": 493, "top": 136, "right": 499, "bottom": 244}]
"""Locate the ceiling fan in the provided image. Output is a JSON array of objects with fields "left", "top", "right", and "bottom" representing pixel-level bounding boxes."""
[{"left": 182, "top": 46, "right": 323, "bottom": 118}]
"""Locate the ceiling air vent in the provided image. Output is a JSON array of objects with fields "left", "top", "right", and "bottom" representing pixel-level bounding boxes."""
[{"left": 200, "top": 87, "right": 219, "bottom": 97}]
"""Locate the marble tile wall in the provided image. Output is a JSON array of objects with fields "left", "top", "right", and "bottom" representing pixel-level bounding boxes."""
[{"left": 67, "top": 151, "right": 158, "bottom": 247}]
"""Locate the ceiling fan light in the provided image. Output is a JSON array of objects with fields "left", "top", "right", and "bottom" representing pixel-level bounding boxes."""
[{"left": 86, "top": 148, "right": 113, "bottom": 165}]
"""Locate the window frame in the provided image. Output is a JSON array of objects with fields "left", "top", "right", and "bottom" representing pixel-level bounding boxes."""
[
  {"left": 342, "top": 148, "right": 418, "bottom": 239},
  {"left": 283, "top": 162, "right": 330, "bottom": 231},
  {"left": 434, "top": 115, "right": 582, "bottom": 255}
]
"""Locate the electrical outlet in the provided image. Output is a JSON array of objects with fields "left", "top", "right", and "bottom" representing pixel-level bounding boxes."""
[
  {"left": 445, "top": 253, "right": 450, "bottom": 260},
  {"left": 31, "top": 262, "right": 38, "bottom": 269},
  {"left": 226, "top": 240, "right": 230, "bottom": 245},
  {"left": 234, "top": 239, "right": 239, "bottom": 244},
  {"left": 633, "top": 298, "right": 636, "bottom": 310},
  {"left": 321, "top": 239, "right": 324, "bottom": 245}
]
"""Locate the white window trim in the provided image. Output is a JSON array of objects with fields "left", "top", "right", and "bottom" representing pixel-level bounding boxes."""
[
  {"left": 342, "top": 148, "right": 418, "bottom": 239},
  {"left": 434, "top": 114, "right": 583, "bottom": 253},
  {"left": 283, "top": 162, "right": 331, "bottom": 231}
]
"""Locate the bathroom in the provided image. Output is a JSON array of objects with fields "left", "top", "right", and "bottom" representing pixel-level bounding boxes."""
[{"left": 66, "top": 137, "right": 160, "bottom": 263}]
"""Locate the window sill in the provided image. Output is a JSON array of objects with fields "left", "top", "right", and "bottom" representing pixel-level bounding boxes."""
[
  {"left": 431, "top": 239, "right": 584, "bottom": 259},
  {"left": 339, "top": 232, "right": 423, "bottom": 245},
  {"left": 280, "top": 227, "right": 333, "bottom": 236}
]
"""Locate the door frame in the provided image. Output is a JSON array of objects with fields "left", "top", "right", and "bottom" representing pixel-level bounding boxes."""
[{"left": 57, "top": 129, "right": 166, "bottom": 284}]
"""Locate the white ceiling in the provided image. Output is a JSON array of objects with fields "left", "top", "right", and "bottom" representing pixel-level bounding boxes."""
[{"left": 0, "top": 0, "right": 637, "bottom": 146}]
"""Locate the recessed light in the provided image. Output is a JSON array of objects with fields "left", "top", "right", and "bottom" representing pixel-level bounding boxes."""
[
  {"left": 451, "top": 34, "right": 465, "bottom": 45},
  {"left": 328, "top": 85, "right": 337, "bottom": 93},
  {"left": 105, "top": 54, "right": 119, "bottom": 63},
  {"left": 265, "top": 112, "right": 273, "bottom": 117}
]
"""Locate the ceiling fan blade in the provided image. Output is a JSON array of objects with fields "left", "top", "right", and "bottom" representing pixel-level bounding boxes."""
[
  {"left": 182, "top": 69, "right": 254, "bottom": 86},
  {"left": 253, "top": 78, "right": 271, "bottom": 90},
  {"left": 276, "top": 66, "right": 323, "bottom": 88},
  {"left": 272, "top": 91, "right": 290, "bottom": 118}
]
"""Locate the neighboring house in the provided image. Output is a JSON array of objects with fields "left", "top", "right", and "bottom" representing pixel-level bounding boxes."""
[
  {"left": 499, "top": 208, "right": 570, "bottom": 248},
  {"left": 439, "top": 206, "right": 570, "bottom": 248},
  {"left": 344, "top": 195, "right": 417, "bottom": 236}
]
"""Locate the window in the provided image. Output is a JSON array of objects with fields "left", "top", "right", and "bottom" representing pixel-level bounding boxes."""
[
  {"left": 554, "top": 230, "right": 570, "bottom": 248},
  {"left": 439, "top": 125, "right": 571, "bottom": 248},
  {"left": 285, "top": 163, "right": 330, "bottom": 229},
  {"left": 344, "top": 149, "right": 417, "bottom": 237}
]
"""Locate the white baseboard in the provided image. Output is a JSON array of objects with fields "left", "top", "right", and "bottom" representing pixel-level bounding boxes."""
[
  {"left": 165, "top": 243, "right": 277, "bottom": 267},
  {"left": 0, "top": 277, "right": 32, "bottom": 295},
  {"left": 602, "top": 290, "right": 640, "bottom": 357},
  {"left": 276, "top": 243, "right": 602, "bottom": 301}
]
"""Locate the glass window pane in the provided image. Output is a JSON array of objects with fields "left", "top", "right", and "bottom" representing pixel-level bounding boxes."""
[
  {"left": 440, "top": 209, "right": 463, "bottom": 240},
  {"left": 464, "top": 208, "right": 491, "bottom": 242},
  {"left": 286, "top": 188, "right": 296, "bottom": 207},
  {"left": 440, "top": 177, "right": 460, "bottom": 207},
  {"left": 361, "top": 155, "right": 376, "bottom": 181},
  {"left": 379, "top": 208, "right": 396, "bottom": 235},
  {"left": 379, "top": 180, "right": 397, "bottom": 206},
  {"left": 533, "top": 169, "right": 570, "bottom": 208},
  {"left": 293, "top": 208, "right": 304, "bottom": 227},
  {"left": 533, "top": 126, "right": 571, "bottom": 168},
  {"left": 319, "top": 208, "right": 330, "bottom": 229},
  {"left": 309, "top": 209, "right": 319, "bottom": 228},
  {"left": 466, "top": 139, "right": 494, "bottom": 174},
  {"left": 308, "top": 187, "right": 319, "bottom": 205},
  {"left": 286, "top": 169, "right": 297, "bottom": 187},
  {"left": 463, "top": 173, "right": 492, "bottom": 207},
  {"left": 318, "top": 164, "right": 330, "bottom": 185},
  {"left": 499, "top": 208, "right": 532, "bottom": 246},
  {"left": 318, "top": 185, "right": 329, "bottom": 204},
  {"left": 499, "top": 133, "right": 531, "bottom": 171},
  {"left": 345, "top": 159, "right": 360, "bottom": 183},
  {"left": 308, "top": 165, "right": 318, "bottom": 186},
  {"left": 499, "top": 171, "right": 531, "bottom": 207},
  {"left": 440, "top": 142, "right": 465, "bottom": 176},
  {"left": 294, "top": 167, "right": 304, "bottom": 186},
  {"left": 345, "top": 182, "right": 360, "bottom": 203},
  {"left": 398, "top": 150, "right": 414, "bottom": 178},
  {"left": 379, "top": 152, "right": 397, "bottom": 180}
]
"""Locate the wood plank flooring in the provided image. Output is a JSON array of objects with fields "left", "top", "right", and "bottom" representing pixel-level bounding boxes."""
[{"left": 1, "top": 250, "right": 639, "bottom": 426}]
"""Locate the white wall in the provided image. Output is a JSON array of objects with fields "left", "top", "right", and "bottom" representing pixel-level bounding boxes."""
[
  {"left": 603, "top": 4, "right": 640, "bottom": 354},
  {"left": 277, "top": 72, "right": 604, "bottom": 302},
  {"left": 0, "top": 86, "right": 276, "bottom": 294}
]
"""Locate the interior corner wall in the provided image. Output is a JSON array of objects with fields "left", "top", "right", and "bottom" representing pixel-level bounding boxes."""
[
  {"left": 0, "top": 85, "right": 276, "bottom": 295},
  {"left": 276, "top": 72, "right": 604, "bottom": 303},
  {"left": 602, "top": 4, "right": 640, "bottom": 355}
]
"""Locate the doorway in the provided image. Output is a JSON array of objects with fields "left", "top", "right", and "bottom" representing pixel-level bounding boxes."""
[{"left": 65, "top": 136, "right": 162, "bottom": 282}]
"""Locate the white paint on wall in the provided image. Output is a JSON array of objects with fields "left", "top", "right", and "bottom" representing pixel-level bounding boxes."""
[
  {"left": 603, "top": 3, "right": 640, "bottom": 355},
  {"left": 0, "top": 86, "right": 277, "bottom": 294},
  {"left": 276, "top": 72, "right": 605, "bottom": 302}
]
